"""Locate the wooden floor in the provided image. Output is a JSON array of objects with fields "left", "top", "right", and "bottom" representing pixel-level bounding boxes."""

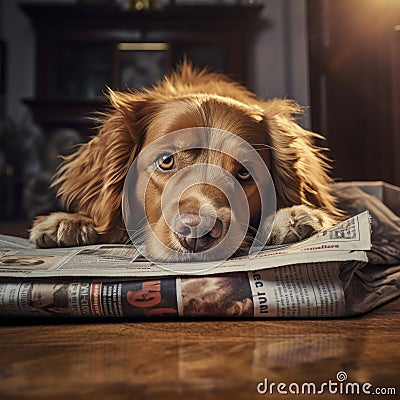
[{"left": 0, "top": 297, "right": 399, "bottom": 400}]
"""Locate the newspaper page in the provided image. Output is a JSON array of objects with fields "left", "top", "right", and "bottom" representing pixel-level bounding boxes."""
[
  {"left": 0, "top": 262, "right": 346, "bottom": 318},
  {"left": 1, "top": 209, "right": 398, "bottom": 319},
  {"left": 0, "top": 211, "right": 371, "bottom": 278},
  {"left": 2, "top": 259, "right": 399, "bottom": 318}
]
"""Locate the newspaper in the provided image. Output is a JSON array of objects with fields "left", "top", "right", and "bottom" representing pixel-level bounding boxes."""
[
  {"left": 2, "top": 259, "right": 400, "bottom": 318},
  {"left": 0, "top": 263, "right": 347, "bottom": 318},
  {"left": 0, "top": 211, "right": 380, "bottom": 318},
  {"left": 0, "top": 211, "right": 370, "bottom": 278}
]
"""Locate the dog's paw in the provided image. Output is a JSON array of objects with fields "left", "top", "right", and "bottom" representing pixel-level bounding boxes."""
[
  {"left": 30, "top": 212, "right": 99, "bottom": 248},
  {"left": 267, "top": 205, "right": 336, "bottom": 245}
]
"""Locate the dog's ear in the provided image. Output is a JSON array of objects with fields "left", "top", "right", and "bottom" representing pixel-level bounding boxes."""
[
  {"left": 261, "top": 99, "right": 340, "bottom": 217},
  {"left": 54, "top": 89, "right": 158, "bottom": 240}
]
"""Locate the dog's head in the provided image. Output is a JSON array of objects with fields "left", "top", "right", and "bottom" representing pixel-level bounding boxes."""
[
  {"left": 127, "top": 94, "right": 275, "bottom": 261},
  {"left": 56, "top": 65, "right": 337, "bottom": 262}
]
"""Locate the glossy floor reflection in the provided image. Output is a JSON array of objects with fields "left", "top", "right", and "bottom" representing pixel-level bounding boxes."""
[{"left": 0, "top": 298, "right": 399, "bottom": 399}]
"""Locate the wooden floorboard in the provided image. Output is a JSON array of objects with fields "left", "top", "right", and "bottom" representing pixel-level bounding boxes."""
[{"left": 0, "top": 297, "right": 399, "bottom": 399}]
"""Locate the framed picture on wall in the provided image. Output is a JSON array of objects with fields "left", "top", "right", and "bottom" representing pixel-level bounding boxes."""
[{"left": 115, "top": 43, "right": 169, "bottom": 91}]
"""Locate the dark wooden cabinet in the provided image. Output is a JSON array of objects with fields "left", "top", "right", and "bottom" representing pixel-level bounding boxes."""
[
  {"left": 21, "top": 3, "right": 263, "bottom": 134},
  {"left": 17, "top": 3, "right": 263, "bottom": 218},
  {"left": 308, "top": 0, "right": 400, "bottom": 186}
]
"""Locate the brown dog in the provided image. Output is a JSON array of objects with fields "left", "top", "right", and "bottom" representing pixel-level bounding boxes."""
[{"left": 30, "top": 63, "right": 340, "bottom": 261}]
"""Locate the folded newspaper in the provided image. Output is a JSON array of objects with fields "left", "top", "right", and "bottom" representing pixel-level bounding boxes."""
[{"left": 0, "top": 182, "right": 399, "bottom": 319}]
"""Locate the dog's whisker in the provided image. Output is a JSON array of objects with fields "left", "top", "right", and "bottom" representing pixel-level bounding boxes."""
[
  {"left": 127, "top": 215, "right": 150, "bottom": 231},
  {"left": 129, "top": 226, "right": 150, "bottom": 238},
  {"left": 127, "top": 224, "right": 157, "bottom": 245},
  {"left": 128, "top": 233, "right": 148, "bottom": 245},
  {"left": 250, "top": 143, "right": 277, "bottom": 152},
  {"left": 234, "top": 222, "right": 261, "bottom": 240}
]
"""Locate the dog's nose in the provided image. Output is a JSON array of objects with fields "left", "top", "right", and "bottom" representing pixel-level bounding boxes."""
[{"left": 174, "top": 212, "right": 223, "bottom": 252}]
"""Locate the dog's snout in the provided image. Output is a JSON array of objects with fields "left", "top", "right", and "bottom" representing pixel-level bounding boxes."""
[{"left": 174, "top": 212, "right": 223, "bottom": 253}]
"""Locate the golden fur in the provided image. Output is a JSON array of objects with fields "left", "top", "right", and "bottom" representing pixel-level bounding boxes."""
[{"left": 30, "top": 63, "right": 341, "bottom": 257}]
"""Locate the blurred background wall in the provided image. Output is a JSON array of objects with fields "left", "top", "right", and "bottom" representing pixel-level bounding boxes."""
[
  {"left": 0, "top": 0, "right": 399, "bottom": 232},
  {"left": 1, "top": 0, "right": 310, "bottom": 126}
]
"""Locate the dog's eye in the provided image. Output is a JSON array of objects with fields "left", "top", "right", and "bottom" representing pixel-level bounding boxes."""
[
  {"left": 155, "top": 154, "right": 176, "bottom": 171},
  {"left": 237, "top": 167, "right": 252, "bottom": 182}
]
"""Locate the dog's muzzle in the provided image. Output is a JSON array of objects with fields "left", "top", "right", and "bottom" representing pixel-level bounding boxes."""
[{"left": 173, "top": 211, "right": 223, "bottom": 252}]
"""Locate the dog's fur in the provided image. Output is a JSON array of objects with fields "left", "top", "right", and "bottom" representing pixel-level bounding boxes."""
[{"left": 30, "top": 63, "right": 341, "bottom": 259}]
